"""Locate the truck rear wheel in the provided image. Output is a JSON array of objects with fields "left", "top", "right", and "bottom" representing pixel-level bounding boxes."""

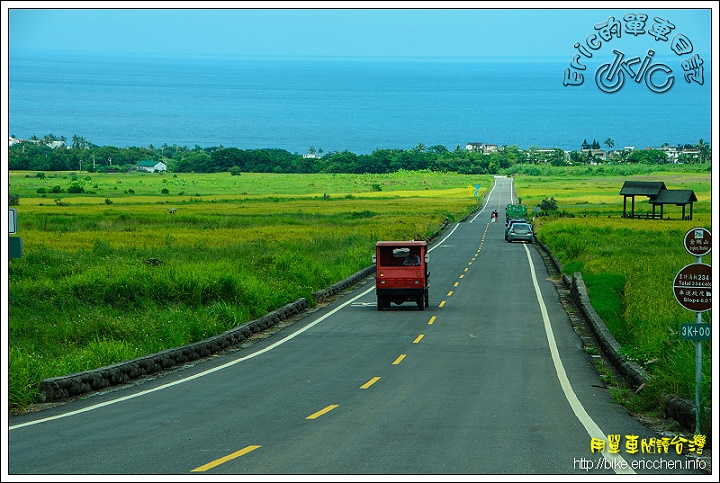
[
  {"left": 377, "top": 296, "right": 384, "bottom": 311},
  {"left": 416, "top": 296, "right": 425, "bottom": 310}
]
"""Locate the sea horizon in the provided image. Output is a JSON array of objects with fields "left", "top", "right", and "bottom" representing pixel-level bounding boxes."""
[{"left": 8, "top": 49, "right": 712, "bottom": 155}]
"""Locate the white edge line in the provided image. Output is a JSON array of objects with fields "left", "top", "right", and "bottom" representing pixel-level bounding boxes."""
[
  {"left": 12, "top": 180, "right": 502, "bottom": 430},
  {"left": 10, "top": 285, "right": 376, "bottom": 430},
  {"left": 523, "top": 243, "right": 635, "bottom": 475}
]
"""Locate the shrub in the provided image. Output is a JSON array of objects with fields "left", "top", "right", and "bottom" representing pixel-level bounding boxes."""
[
  {"left": 67, "top": 184, "right": 85, "bottom": 194},
  {"left": 538, "top": 197, "right": 558, "bottom": 211}
]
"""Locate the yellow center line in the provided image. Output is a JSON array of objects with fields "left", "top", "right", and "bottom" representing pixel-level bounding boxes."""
[
  {"left": 439, "top": 300, "right": 446, "bottom": 307},
  {"left": 360, "top": 377, "right": 381, "bottom": 389},
  {"left": 191, "top": 445, "right": 261, "bottom": 472},
  {"left": 459, "top": 274, "right": 464, "bottom": 278},
  {"left": 413, "top": 334, "right": 424, "bottom": 344},
  {"left": 453, "top": 282, "right": 459, "bottom": 287},
  {"left": 447, "top": 291, "right": 453, "bottom": 296},
  {"left": 464, "top": 267, "right": 469, "bottom": 272},
  {"left": 306, "top": 404, "right": 339, "bottom": 419},
  {"left": 393, "top": 354, "right": 406, "bottom": 364},
  {"left": 428, "top": 316, "right": 436, "bottom": 325}
]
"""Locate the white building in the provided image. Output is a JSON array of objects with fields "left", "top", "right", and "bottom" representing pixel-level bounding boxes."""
[{"left": 136, "top": 160, "right": 167, "bottom": 173}]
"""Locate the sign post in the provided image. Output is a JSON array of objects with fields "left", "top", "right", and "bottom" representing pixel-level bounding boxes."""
[
  {"left": 9, "top": 208, "right": 22, "bottom": 259},
  {"left": 673, "top": 262, "right": 712, "bottom": 312},
  {"left": 673, "top": 228, "right": 711, "bottom": 434},
  {"left": 683, "top": 227, "right": 711, "bottom": 257},
  {"left": 9, "top": 208, "right": 17, "bottom": 234}
]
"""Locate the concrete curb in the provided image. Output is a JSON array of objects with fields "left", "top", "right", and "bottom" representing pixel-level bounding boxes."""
[
  {"left": 312, "top": 266, "right": 375, "bottom": 302},
  {"left": 37, "top": 213, "right": 698, "bottom": 432},
  {"left": 37, "top": 220, "right": 454, "bottom": 404},
  {"left": 44, "top": 205, "right": 696, "bottom": 429},
  {"left": 535, "top": 238, "right": 697, "bottom": 432},
  {"left": 37, "top": 298, "right": 309, "bottom": 402},
  {"left": 570, "top": 273, "right": 650, "bottom": 387}
]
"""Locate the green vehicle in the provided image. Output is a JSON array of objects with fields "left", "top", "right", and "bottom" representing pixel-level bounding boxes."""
[{"left": 505, "top": 203, "right": 527, "bottom": 223}]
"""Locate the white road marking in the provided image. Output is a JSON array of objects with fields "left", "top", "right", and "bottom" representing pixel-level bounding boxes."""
[
  {"left": 10, "top": 285, "right": 376, "bottom": 430},
  {"left": 523, "top": 243, "right": 634, "bottom": 475}
]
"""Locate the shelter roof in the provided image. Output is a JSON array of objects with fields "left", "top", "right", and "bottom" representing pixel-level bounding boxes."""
[
  {"left": 649, "top": 189, "right": 698, "bottom": 205},
  {"left": 619, "top": 181, "right": 667, "bottom": 196}
]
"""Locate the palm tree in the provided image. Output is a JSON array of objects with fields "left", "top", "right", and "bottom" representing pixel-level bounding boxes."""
[
  {"left": 604, "top": 138, "right": 615, "bottom": 150},
  {"left": 695, "top": 139, "right": 710, "bottom": 164},
  {"left": 72, "top": 134, "right": 90, "bottom": 149}
]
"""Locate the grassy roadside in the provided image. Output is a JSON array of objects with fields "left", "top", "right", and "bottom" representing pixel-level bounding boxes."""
[
  {"left": 512, "top": 165, "right": 712, "bottom": 437},
  {"left": 7, "top": 166, "right": 712, "bottom": 438},
  {"left": 7, "top": 170, "right": 488, "bottom": 410}
]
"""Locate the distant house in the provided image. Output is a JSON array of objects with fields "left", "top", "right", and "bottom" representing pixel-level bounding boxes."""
[
  {"left": 581, "top": 148, "right": 607, "bottom": 161},
  {"left": 8, "top": 137, "right": 65, "bottom": 149},
  {"left": 466, "top": 142, "right": 497, "bottom": 154},
  {"left": 679, "top": 148, "right": 701, "bottom": 162},
  {"left": 47, "top": 140, "right": 66, "bottom": 149},
  {"left": 136, "top": 160, "right": 167, "bottom": 173},
  {"left": 657, "top": 145, "right": 679, "bottom": 161}
]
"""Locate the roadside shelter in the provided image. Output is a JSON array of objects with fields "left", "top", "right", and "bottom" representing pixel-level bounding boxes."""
[
  {"left": 619, "top": 181, "right": 697, "bottom": 220},
  {"left": 648, "top": 189, "right": 698, "bottom": 221}
]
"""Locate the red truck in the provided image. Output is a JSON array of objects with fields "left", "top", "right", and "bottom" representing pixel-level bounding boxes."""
[{"left": 373, "top": 240, "right": 429, "bottom": 311}]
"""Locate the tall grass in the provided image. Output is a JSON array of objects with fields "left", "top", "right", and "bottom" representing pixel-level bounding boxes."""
[
  {"left": 8, "top": 171, "right": 485, "bottom": 409},
  {"left": 524, "top": 167, "right": 712, "bottom": 435},
  {"left": 7, "top": 167, "right": 712, "bottom": 436}
]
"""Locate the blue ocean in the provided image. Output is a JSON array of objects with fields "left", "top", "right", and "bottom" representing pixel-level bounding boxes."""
[{"left": 8, "top": 50, "right": 712, "bottom": 155}]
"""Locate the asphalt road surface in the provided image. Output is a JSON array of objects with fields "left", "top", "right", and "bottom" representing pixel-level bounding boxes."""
[{"left": 7, "top": 177, "right": 708, "bottom": 476}]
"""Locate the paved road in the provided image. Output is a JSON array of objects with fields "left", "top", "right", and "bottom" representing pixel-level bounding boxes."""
[{"left": 7, "top": 177, "right": 707, "bottom": 476}]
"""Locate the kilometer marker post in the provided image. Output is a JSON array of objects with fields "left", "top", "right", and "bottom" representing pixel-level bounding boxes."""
[{"left": 673, "top": 228, "right": 711, "bottom": 434}]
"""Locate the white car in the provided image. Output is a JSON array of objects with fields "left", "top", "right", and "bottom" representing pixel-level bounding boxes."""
[{"left": 506, "top": 222, "right": 533, "bottom": 243}]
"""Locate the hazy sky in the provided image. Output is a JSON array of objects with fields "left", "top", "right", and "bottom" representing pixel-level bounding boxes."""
[{"left": 5, "top": 2, "right": 716, "bottom": 60}]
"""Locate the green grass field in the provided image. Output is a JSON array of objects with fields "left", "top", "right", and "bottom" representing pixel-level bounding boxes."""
[
  {"left": 7, "top": 166, "right": 712, "bottom": 435},
  {"left": 514, "top": 166, "right": 712, "bottom": 434}
]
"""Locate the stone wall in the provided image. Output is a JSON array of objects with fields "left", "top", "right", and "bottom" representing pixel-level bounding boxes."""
[{"left": 535, "top": 239, "right": 697, "bottom": 432}]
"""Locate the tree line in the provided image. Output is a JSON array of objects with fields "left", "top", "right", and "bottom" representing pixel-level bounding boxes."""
[{"left": 7, "top": 135, "right": 712, "bottom": 174}]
